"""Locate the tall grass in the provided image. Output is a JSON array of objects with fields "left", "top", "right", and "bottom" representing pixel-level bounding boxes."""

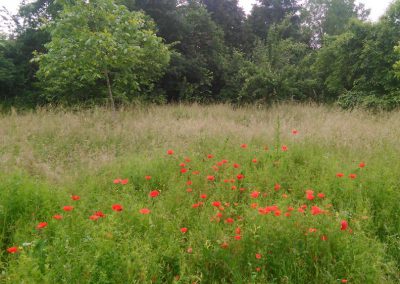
[{"left": 1, "top": 104, "right": 399, "bottom": 283}]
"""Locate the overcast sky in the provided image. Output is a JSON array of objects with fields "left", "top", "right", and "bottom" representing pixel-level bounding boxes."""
[{"left": 0, "top": 0, "right": 394, "bottom": 22}]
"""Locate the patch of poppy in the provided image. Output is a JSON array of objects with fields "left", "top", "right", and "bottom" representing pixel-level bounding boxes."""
[
  {"left": 139, "top": 208, "right": 151, "bottom": 214},
  {"left": 112, "top": 204, "right": 123, "bottom": 212}
]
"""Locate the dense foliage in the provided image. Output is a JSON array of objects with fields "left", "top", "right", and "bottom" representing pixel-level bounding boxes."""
[{"left": 0, "top": 0, "right": 399, "bottom": 109}]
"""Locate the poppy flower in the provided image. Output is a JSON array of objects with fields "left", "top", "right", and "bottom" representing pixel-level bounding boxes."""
[
  {"left": 36, "top": 222, "right": 48, "bottom": 229},
  {"left": 167, "top": 149, "right": 174, "bottom": 155},
  {"left": 145, "top": 175, "right": 152, "bottom": 180},
  {"left": 180, "top": 227, "right": 188, "bottom": 233},
  {"left": 53, "top": 214, "right": 63, "bottom": 220},
  {"left": 186, "top": 180, "right": 192, "bottom": 185},
  {"left": 225, "top": 218, "right": 234, "bottom": 224},
  {"left": 349, "top": 174, "right": 357, "bottom": 179},
  {"left": 207, "top": 154, "right": 213, "bottom": 159},
  {"left": 63, "top": 206, "right": 74, "bottom": 211},
  {"left": 256, "top": 267, "right": 261, "bottom": 272},
  {"left": 252, "top": 158, "right": 258, "bottom": 163},
  {"left": 71, "top": 195, "right": 80, "bottom": 201},
  {"left": 311, "top": 206, "right": 323, "bottom": 215},
  {"left": 149, "top": 190, "right": 160, "bottom": 198},
  {"left": 274, "top": 210, "right": 281, "bottom": 216},
  {"left": 121, "top": 179, "right": 128, "bottom": 185},
  {"left": 95, "top": 211, "right": 105, "bottom": 218},
  {"left": 186, "top": 188, "right": 192, "bottom": 192},
  {"left": 250, "top": 191, "right": 260, "bottom": 198},
  {"left": 336, "top": 173, "right": 344, "bottom": 178},
  {"left": 89, "top": 215, "right": 100, "bottom": 221},
  {"left": 207, "top": 175, "right": 215, "bottom": 181},
  {"left": 192, "top": 203, "right": 200, "bottom": 208},
  {"left": 212, "top": 201, "right": 221, "bottom": 207},
  {"left": 281, "top": 145, "right": 288, "bottom": 151},
  {"left": 341, "top": 220, "right": 348, "bottom": 231},
  {"left": 220, "top": 242, "right": 229, "bottom": 249},
  {"left": 200, "top": 194, "right": 207, "bottom": 199},
  {"left": 341, "top": 279, "right": 348, "bottom": 283},
  {"left": 233, "top": 163, "right": 240, "bottom": 168},
  {"left": 184, "top": 157, "right": 191, "bottom": 162},
  {"left": 234, "top": 235, "right": 241, "bottom": 240},
  {"left": 112, "top": 204, "right": 123, "bottom": 212},
  {"left": 317, "top": 193, "right": 325, "bottom": 199},
  {"left": 274, "top": 183, "right": 281, "bottom": 191},
  {"left": 321, "top": 235, "right": 328, "bottom": 241},
  {"left": 235, "top": 227, "right": 241, "bottom": 235},
  {"left": 192, "top": 171, "right": 200, "bottom": 175},
  {"left": 306, "top": 193, "right": 315, "bottom": 201},
  {"left": 292, "top": 129, "right": 298, "bottom": 135},
  {"left": 187, "top": 247, "right": 193, "bottom": 253},
  {"left": 113, "top": 179, "right": 121, "bottom": 184},
  {"left": 240, "top": 144, "right": 247, "bottom": 148},
  {"left": 139, "top": 208, "right": 151, "bottom": 214},
  {"left": 7, "top": 247, "right": 18, "bottom": 254},
  {"left": 236, "top": 174, "right": 244, "bottom": 180},
  {"left": 180, "top": 168, "right": 188, "bottom": 173},
  {"left": 255, "top": 253, "right": 262, "bottom": 259},
  {"left": 359, "top": 162, "right": 365, "bottom": 168}
]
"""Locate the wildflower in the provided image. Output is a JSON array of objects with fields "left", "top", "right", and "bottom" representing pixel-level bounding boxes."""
[
  {"left": 121, "top": 179, "right": 128, "bottom": 185},
  {"left": 179, "top": 162, "right": 185, "bottom": 167},
  {"left": 292, "top": 129, "right": 298, "bottom": 135},
  {"left": 89, "top": 215, "right": 100, "bottom": 221},
  {"left": 180, "top": 227, "right": 188, "bottom": 233},
  {"left": 341, "top": 279, "right": 348, "bottom": 283},
  {"left": 184, "top": 157, "right": 191, "bottom": 162},
  {"left": 252, "top": 158, "right": 258, "bottom": 163},
  {"left": 274, "top": 183, "right": 281, "bottom": 191},
  {"left": 180, "top": 168, "right": 188, "bottom": 173},
  {"left": 207, "top": 154, "right": 213, "bottom": 159},
  {"left": 311, "top": 206, "right": 323, "bottom": 215},
  {"left": 240, "top": 144, "right": 247, "bottom": 148},
  {"left": 149, "top": 190, "right": 160, "bottom": 198},
  {"left": 200, "top": 194, "right": 207, "bottom": 199},
  {"left": 71, "top": 195, "right": 80, "bottom": 201},
  {"left": 281, "top": 145, "right": 288, "bottom": 151},
  {"left": 255, "top": 253, "right": 262, "bottom": 259},
  {"left": 234, "top": 235, "right": 241, "bottom": 240},
  {"left": 192, "top": 203, "right": 200, "bottom": 208},
  {"left": 233, "top": 163, "right": 240, "bottom": 168},
  {"left": 349, "top": 173, "right": 357, "bottom": 179},
  {"left": 207, "top": 175, "right": 215, "bottom": 181},
  {"left": 187, "top": 247, "right": 193, "bottom": 253},
  {"left": 139, "top": 208, "right": 151, "bottom": 214},
  {"left": 236, "top": 174, "right": 244, "bottom": 180},
  {"left": 186, "top": 188, "right": 192, "bottom": 192},
  {"left": 317, "top": 193, "right": 325, "bottom": 199},
  {"left": 235, "top": 227, "right": 241, "bottom": 235},
  {"left": 308, "top": 228, "right": 317, "bottom": 233},
  {"left": 7, "top": 247, "right": 18, "bottom": 254},
  {"left": 212, "top": 201, "right": 221, "bottom": 207},
  {"left": 250, "top": 191, "right": 260, "bottom": 198},
  {"left": 321, "top": 235, "right": 328, "bottom": 241},
  {"left": 336, "top": 173, "right": 344, "bottom": 178},
  {"left": 63, "top": 206, "right": 74, "bottom": 211},
  {"left": 53, "top": 214, "right": 63, "bottom": 220},
  {"left": 113, "top": 179, "right": 121, "bottom": 184},
  {"left": 94, "top": 211, "right": 105, "bottom": 218},
  {"left": 112, "top": 204, "right": 123, "bottom": 212},
  {"left": 167, "top": 149, "right": 174, "bottom": 155},
  {"left": 220, "top": 242, "right": 229, "bottom": 249},
  {"left": 359, "top": 162, "right": 365, "bottom": 168},
  {"left": 341, "top": 220, "right": 348, "bottom": 231},
  {"left": 145, "top": 175, "right": 152, "bottom": 180},
  {"left": 225, "top": 218, "right": 234, "bottom": 224},
  {"left": 192, "top": 170, "right": 200, "bottom": 175},
  {"left": 36, "top": 222, "right": 48, "bottom": 229},
  {"left": 186, "top": 180, "right": 192, "bottom": 185},
  {"left": 256, "top": 267, "right": 261, "bottom": 272}
]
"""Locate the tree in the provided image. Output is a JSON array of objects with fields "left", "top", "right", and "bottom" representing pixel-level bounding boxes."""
[
  {"left": 34, "top": 0, "right": 170, "bottom": 108},
  {"left": 395, "top": 43, "right": 400, "bottom": 79}
]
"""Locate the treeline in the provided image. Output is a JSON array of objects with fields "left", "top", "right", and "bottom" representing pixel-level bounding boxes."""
[{"left": 0, "top": 0, "right": 399, "bottom": 110}]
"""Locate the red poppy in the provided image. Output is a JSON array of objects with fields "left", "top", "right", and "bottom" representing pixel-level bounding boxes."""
[
  {"left": 240, "top": 144, "right": 247, "bottom": 148},
  {"left": 121, "top": 179, "right": 128, "bottom": 185},
  {"left": 149, "top": 190, "right": 160, "bottom": 198},
  {"left": 187, "top": 247, "right": 193, "bottom": 253},
  {"left": 234, "top": 235, "right": 241, "bottom": 240},
  {"left": 179, "top": 163, "right": 186, "bottom": 167},
  {"left": 71, "top": 195, "right": 80, "bottom": 201},
  {"left": 53, "top": 214, "right": 63, "bottom": 220},
  {"left": 145, "top": 175, "right": 152, "bottom": 180},
  {"left": 212, "top": 201, "right": 221, "bottom": 207},
  {"left": 281, "top": 145, "right": 288, "bottom": 151},
  {"left": 235, "top": 227, "right": 241, "bottom": 235},
  {"left": 336, "top": 173, "right": 344, "bottom": 178},
  {"left": 112, "top": 204, "right": 123, "bottom": 212},
  {"left": 236, "top": 174, "right": 244, "bottom": 180},
  {"left": 95, "top": 211, "right": 105, "bottom": 217},
  {"left": 184, "top": 157, "right": 191, "bottom": 162},
  {"left": 308, "top": 228, "right": 317, "bottom": 233},
  {"left": 317, "top": 193, "right": 325, "bottom": 199},
  {"left": 349, "top": 173, "right": 357, "bottom": 179},
  {"left": 359, "top": 162, "right": 365, "bottom": 168},
  {"left": 256, "top": 267, "right": 261, "bottom": 272},
  {"left": 341, "top": 220, "right": 348, "bottom": 231},
  {"left": 180, "top": 168, "right": 188, "bottom": 173},
  {"left": 341, "top": 279, "right": 348, "bottom": 283},
  {"left": 306, "top": 193, "right": 315, "bottom": 201},
  {"left": 192, "top": 203, "right": 200, "bottom": 208},
  {"left": 186, "top": 180, "right": 192, "bottom": 185},
  {"left": 89, "top": 215, "right": 100, "bottom": 220},
  {"left": 233, "top": 163, "right": 240, "bottom": 168},
  {"left": 274, "top": 210, "right": 281, "bottom": 216},
  {"left": 186, "top": 188, "right": 192, "bottom": 192},
  {"left": 36, "top": 222, "right": 48, "bottom": 229},
  {"left": 274, "top": 183, "right": 281, "bottom": 191},
  {"left": 250, "top": 191, "right": 260, "bottom": 198},
  {"left": 192, "top": 170, "right": 200, "bottom": 175},
  {"left": 220, "top": 242, "right": 229, "bottom": 249},
  {"left": 207, "top": 175, "right": 215, "bottom": 181},
  {"left": 139, "top": 208, "right": 151, "bottom": 214},
  {"left": 321, "top": 235, "right": 328, "bottom": 241},
  {"left": 200, "top": 194, "right": 207, "bottom": 199},
  {"left": 167, "top": 149, "right": 174, "bottom": 155},
  {"left": 63, "top": 206, "right": 74, "bottom": 211},
  {"left": 180, "top": 227, "right": 188, "bottom": 233},
  {"left": 252, "top": 158, "right": 258, "bottom": 163},
  {"left": 292, "top": 129, "right": 298, "bottom": 135},
  {"left": 207, "top": 154, "right": 214, "bottom": 159},
  {"left": 311, "top": 206, "right": 324, "bottom": 215},
  {"left": 255, "top": 253, "right": 262, "bottom": 259},
  {"left": 225, "top": 218, "right": 234, "bottom": 224},
  {"left": 113, "top": 179, "right": 121, "bottom": 184},
  {"left": 7, "top": 247, "right": 18, "bottom": 254}
]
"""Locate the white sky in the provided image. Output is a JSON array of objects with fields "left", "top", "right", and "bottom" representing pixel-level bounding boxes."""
[{"left": 0, "top": 0, "right": 394, "bottom": 22}]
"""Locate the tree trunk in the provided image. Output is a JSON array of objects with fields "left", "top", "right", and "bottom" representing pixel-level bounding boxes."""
[{"left": 104, "top": 69, "right": 115, "bottom": 112}]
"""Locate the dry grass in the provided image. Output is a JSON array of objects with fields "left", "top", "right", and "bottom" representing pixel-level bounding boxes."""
[{"left": 1, "top": 103, "right": 399, "bottom": 183}]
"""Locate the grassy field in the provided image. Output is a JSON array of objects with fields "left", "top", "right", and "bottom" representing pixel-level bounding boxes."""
[{"left": 1, "top": 104, "right": 400, "bottom": 283}]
